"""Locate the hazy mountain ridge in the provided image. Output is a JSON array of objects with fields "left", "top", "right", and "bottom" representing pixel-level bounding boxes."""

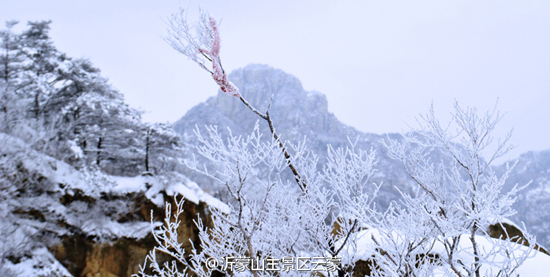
[
  {"left": 174, "top": 64, "right": 359, "bottom": 142},
  {"left": 502, "top": 150, "right": 550, "bottom": 248}
]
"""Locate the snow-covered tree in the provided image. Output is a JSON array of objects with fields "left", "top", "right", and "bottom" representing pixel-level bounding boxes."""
[
  {"left": 57, "top": 84, "right": 145, "bottom": 175},
  {"left": 0, "top": 20, "right": 23, "bottom": 84},
  {"left": 0, "top": 21, "right": 182, "bottom": 177},
  {"left": 143, "top": 122, "right": 185, "bottom": 175},
  {"left": 0, "top": 21, "right": 23, "bottom": 132},
  {"left": 0, "top": 20, "right": 72, "bottom": 152},
  {"left": 136, "top": 9, "right": 537, "bottom": 277},
  {"left": 17, "top": 21, "right": 66, "bottom": 119},
  {"left": 374, "top": 103, "right": 536, "bottom": 276},
  {"left": 136, "top": 10, "right": 373, "bottom": 277},
  {"left": 137, "top": 125, "right": 378, "bottom": 277}
]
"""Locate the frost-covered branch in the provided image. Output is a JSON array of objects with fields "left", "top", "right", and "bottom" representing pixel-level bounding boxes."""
[
  {"left": 383, "top": 101, "right": 535, "bottom": 277},
  {"left": 138, "top": 118, "right": 380, "bottom": 276},
  {"left": 166, "top": 8, "right": 238, "bottom": 97},
  {"left": 166, "top": 9, "right": 306, "bottom": 192}
]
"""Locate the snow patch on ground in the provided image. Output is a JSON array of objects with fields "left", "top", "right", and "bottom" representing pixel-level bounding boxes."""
[
  {"left": 339, "top": 228, "right": 550, "bottom": 276},
  {"left": 3, "top": 247, "right": 73, "bottom": 277},
  {"left": 111, "top": 175, "right": 148, "bottom": 194},
  {"left": 81, "top": 219, "right": 154, "bottom": 241},
  {"left": 166, "top": 181, "right": 230, "bottom": 213},
  {"left": 109, "top": 174, "right": 228, "bottom": 213}
]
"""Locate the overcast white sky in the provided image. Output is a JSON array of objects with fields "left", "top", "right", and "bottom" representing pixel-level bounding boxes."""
[{"left": 2, "top": 0, "right": 550, "bottom": 160}]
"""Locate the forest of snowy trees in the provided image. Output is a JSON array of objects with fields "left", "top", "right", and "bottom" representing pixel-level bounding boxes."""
[{"left": 0, "top": 11, "right": 550, "bottom": 277}]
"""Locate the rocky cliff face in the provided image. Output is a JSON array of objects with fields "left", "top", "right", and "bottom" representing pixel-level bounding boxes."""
[{"left": 47, "top": 198, "right": 214, "bottom": 277}]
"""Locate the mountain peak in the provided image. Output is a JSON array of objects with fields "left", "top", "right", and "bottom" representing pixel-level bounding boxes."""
[
  {"left": 229, "top": 63, "right": 304, "bottom": 94},
  {"left": 174, "top": 64, "right": 340, "bottom": 138}
]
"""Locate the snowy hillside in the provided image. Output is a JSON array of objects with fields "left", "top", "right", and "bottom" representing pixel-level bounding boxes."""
[
  {"left": 0, "top": 21, "right": 223, "bottom": 276},
  {"left": 0, "top": 132, "right": 224, "bottom": 276}
]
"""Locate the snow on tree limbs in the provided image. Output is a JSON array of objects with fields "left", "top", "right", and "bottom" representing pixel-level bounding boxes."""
[
  {"left": 137, "top": 8, "right": 541, "bottom": 277},
  {"left": 166, "top": 9, "right": 306, "bottom": 192}
]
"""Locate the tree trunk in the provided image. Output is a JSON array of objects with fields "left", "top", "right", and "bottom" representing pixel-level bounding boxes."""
[
  {"left": 96, "top": 137, "right": 102, "bottom": 166},
  {"left": 145, "top": 128, "right": 150, "bottom": 172}
]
